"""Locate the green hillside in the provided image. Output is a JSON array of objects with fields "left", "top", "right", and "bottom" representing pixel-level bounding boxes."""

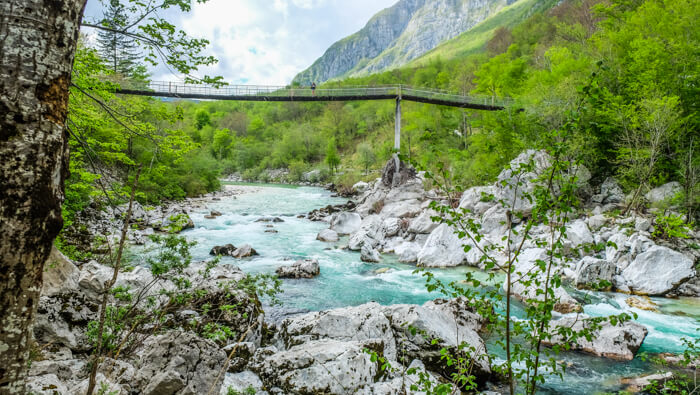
[{"left": 410, "top": 0, "right": 556, "bottom": 65}]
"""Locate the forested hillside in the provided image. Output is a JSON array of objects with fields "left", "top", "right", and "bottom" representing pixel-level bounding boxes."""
[{"left": 63, "top": 0, "right": 699, "bottom": 250}]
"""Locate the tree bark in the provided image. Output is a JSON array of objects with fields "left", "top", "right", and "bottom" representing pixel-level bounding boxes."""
[{"left": 0, "top": 0, "right": 86, "bottom": 392}]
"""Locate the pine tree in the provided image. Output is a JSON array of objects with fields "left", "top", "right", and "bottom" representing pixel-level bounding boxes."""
[{"left": 97, "top": 0, "right": 140, "bottom": 75}]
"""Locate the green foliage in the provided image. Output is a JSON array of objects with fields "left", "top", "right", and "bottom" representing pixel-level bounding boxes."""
[{"left": 653, "top": 213, "right": 691, "bottom": 240}]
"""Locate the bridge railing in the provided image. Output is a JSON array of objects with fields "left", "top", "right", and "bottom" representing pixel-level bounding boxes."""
[{"left": 126, "top": 81, "right": 511, "bottom": 107}]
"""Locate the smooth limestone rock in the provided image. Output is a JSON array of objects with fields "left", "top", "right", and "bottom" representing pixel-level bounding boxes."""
[
  {"left": 316, "top": 228, "right": 340, "bottom": 242},
  {"left": 395, "top": 241, "right": 421, "bottom": 263},
  {"left": 544, "top": 315, "right": 648, "bottom": 361},
  {"left": 621, "top": 245, "right": 695, "bottom": 295},
  {"left": 361, "top": 244, "right": 382, "bottom": 263},
  {"left": 496, "top": 150, "right": 552, "bottom": 214},
  {"left": 42, "top": 246, "right": 80, "bottom": 296},
  {"left": 417, "top": 223, "right": 466, "bottom": 267},
  {"left": 278, "top": 302, "right": 397, "bottom": 358},
  {"left": 506, "top": 248, "right": 582, "bottom": 314},
  {"left": 232, "top": 244, "right": 258, "bottom": 258},
  {"left": 251, "top": 339, "right": 379, "bottom": 395},
  {"left": 575, "top": 257, "right": 615, "bottom": 290},
  {"left": 566, "top": 220, "right": 594, "bottom": 249},
  {"left": 348, "top": 215, "right": 384, "bottom": 251},
  {"left": 382, "top": 217, "right": 402, "bottom": 237},
  {"left": 600, "top": 177, "right": 624, "bottom": 204},
  {"left": 276, "top": 259, "right": 320, "bottom": 279},
  {"left": 133, "top": 330, "right": 228, "bottom": 395},
  {"left": 645, "top": 182, "right": 682, "bottom": 204},
  {"left": 383, "top": 301, "right": 490, "bottom": 378},
  {"left": 407, "top": 210, "right": 439, "bottom": 234},
  {"left": 331, "top": 212, "right": 362, "bottom": 235}
]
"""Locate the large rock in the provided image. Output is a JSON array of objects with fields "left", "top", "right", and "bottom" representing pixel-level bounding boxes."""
[
  {"left": 330, "top": 212, "right": 362, "bottom": 235},
  {"left": 348, "top": 215, "right": 384, "bottom": 251},
  {"left": 133, "top": 330, "right": 228, "bottom": 395},
  {"left": 543, "top": 315, "right": 647, "bottom": 361},
  {"left": 381, "top": 158, "right": 417, "bottom": 188},
  {"left": 600, "top": 177, "right": 624, "bottom": 204},
  {"left": 645, "top": 182, "right": 682, "bottom": 204},
  {"left": 210, "top": 244, "right": 237, "bottom": 256},
  {"left": 316, "top": 228, "right": 339, "bottom": 242},
  {"left": 160, "top": 209, "right": 195, "bottom": 233},
  {"left": 575, "top": 257, "right": 615, "bottom": 290},
  {"left": 566, "top": 220, "right": 594, "bottom": 249},
  {"left": 395, "top": 242, "right": 421, "bottom": 263},
  {"left": 277, "top": 302, "right": 397, "bottom": 359},
  {"left": 361, "top": 244, "right": 382, "bottom": 263},
  {"left": 382, "top": 217, "right": 402, "bottom": 237},
  {"left": 407, "top": 210, "right": 439, "bottom": 234},
  {"left": 34, "top": 290, "right": 99, "bottom": 352},
  {"left": 380, "top": 199, "right": 423, "bottom": 218},
  {"left": 621, "top": 245, "right": 695, "bottom": 295},
  {"left": 417, "top": 224, "right": 470, "bottom": 267},
  {"left": 383, "top": 300, "right": 490, "bottom": 378},
  {"left": 506, "top": 248, "right": 582, "bottom": 314},
  {"left": 232, "top": 244, "right": 258, "bottom": 258},
  {"left": 458, "top": 186, "right": 496, "bottom": 216},
  {"left": 251, "top": 339, "right": 379, "bottom": 394},
  {"left": 276, "top": 259, "right": 320, "bottom": 279},
  {"left": 42, "top": 246, "right": 80, "bottom": 297},
  {"left": 496, "top": 150, "right": 552, "bottom": 214}
]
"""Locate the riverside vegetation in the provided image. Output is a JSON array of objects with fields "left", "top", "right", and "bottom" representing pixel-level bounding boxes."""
[{"left": 1, "top": 0, "right": 698, "bottom": 393}]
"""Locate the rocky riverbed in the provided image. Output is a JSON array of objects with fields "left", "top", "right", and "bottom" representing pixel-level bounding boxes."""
[{"left": 33, "top": 151, "right": 699, "bottom": 394}]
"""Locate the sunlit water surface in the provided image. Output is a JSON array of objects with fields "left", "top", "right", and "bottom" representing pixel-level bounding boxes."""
[{"left": 174, "top": 184, "right": 698, "bottom": 394}]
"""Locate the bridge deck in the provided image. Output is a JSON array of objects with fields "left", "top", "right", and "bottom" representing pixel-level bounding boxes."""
[{"left": 116, "top": 82, "right": 509, "bottom": 110}]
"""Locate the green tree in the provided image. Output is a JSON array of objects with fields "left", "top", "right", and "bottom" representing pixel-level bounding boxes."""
[
  {"left": 195, "top": 109, "right": 211, "bottom": 130},
  {"left": 325, "top": 138, "right": 340, "bottom": 175},
  {"left": 357, "top": 142, "right": 376, "bottom": 175},
  {"left": 96, "top": 0, "right": 141, "bottom": 75}
]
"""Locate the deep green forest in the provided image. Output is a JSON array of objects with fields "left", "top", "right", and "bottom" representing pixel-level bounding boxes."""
[{"left": 65, "top": 0, "right": 699, "bottom": 237}]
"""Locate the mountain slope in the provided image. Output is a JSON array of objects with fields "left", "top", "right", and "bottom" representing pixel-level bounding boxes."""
[
  {"left": 409, "top": 0, "right": 554, "bottom": 66},
  {"left": 293, "top": 0, "right": 515, "bottom": 85}
]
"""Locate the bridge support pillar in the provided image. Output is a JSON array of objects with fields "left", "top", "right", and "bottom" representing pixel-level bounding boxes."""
[{"left": 393, "top": 98, "right": 401, "bottom": 183}]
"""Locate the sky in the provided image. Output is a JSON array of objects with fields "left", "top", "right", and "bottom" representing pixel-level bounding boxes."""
[{"left": 82, "top": 0, "right": 398, "bottom": 85}]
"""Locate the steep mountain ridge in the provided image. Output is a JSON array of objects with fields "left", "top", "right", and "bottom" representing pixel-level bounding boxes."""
[{"left": 293, "top": 0, "right": 514, "bottom": 85}]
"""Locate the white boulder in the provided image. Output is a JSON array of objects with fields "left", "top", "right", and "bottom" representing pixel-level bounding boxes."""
[
  {"left": 621, "top": 245, "right": 695, "bottom": 295},
  {"left": 330, "top": 212, "right": 362, "bottom": 236}
]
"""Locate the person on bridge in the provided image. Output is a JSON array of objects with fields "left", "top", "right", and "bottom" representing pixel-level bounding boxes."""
[{"left": 311, "top": 82, "right": 316, "bottom": 97}]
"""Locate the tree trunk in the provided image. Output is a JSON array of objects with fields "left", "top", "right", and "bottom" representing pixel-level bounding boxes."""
[{"left": 0, "top": 0, "right": 85, "bottom": 392}]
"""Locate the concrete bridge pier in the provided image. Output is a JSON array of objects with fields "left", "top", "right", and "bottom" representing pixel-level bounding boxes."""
[{"left": 393, "top": 97, "right": 401, "bottom": 183}]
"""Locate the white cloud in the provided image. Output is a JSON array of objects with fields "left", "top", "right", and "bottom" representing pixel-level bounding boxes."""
[{"left": 83, "top": 0, "right": 397, "bottom": 85}]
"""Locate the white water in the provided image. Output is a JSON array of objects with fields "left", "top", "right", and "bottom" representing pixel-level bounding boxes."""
[{"left": 178, "top": 184, "right": 699, "bottom": 394}]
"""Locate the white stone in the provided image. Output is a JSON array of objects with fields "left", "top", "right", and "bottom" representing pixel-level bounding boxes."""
[
  {"left": 395, "top": 242, "right": 421, "bottom": 263},
  {"left": 417, "top": 224, "right": 466, "bottom": 267},
  {"left": 330, "top": 212, "right": 362, "bottom": 236},
  {"left": 544, "top": 315, "right": 647, "bottom": 361},
  {"left": 621, "top": 246, "right": 695, "bottom": 295},
  {"left": 575, "top": 257, "right": 615, "bottom": 289},
  {"left": 316, "top": 228, "right": 339, "bottom": 242},
  {"left": 408, "top": 210, "right": 440, "bottom": 234},
  {"left": 645, "top": 182, "right": 682, "bottom": 204}
]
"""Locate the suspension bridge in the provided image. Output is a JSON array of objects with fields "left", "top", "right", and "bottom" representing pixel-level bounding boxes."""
[{"left": 116, "top": 81, "right": 512, "bottom": 165}]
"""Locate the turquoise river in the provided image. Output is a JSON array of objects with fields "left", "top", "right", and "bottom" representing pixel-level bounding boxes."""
[{"left": 175, "top": 184, "right": 699, "bottom": 394}]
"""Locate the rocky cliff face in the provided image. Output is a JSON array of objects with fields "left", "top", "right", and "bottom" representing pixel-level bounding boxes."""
[{"left": 293, "top": 0, "right": 511, "bottom": 84}]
